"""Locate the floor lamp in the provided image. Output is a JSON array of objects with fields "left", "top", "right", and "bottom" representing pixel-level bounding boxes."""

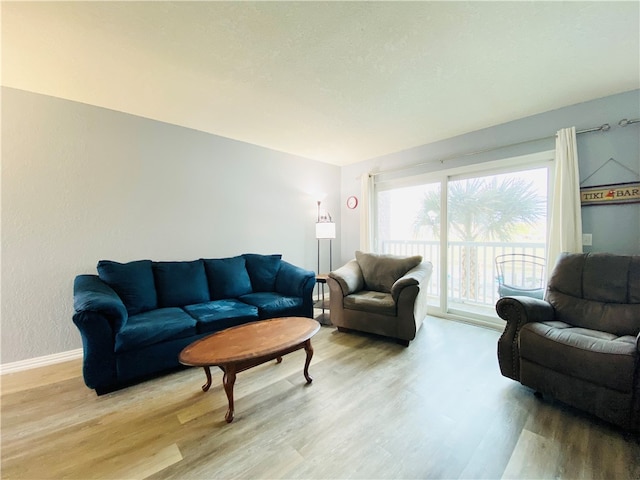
[
  {"left": 315, "top": 201, "right": 336, "bottom": 274},
  {"left": 315, "top": 202, "right": 335, "bottom": 326}
]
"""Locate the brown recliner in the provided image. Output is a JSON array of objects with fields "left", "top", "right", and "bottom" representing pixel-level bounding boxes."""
[{"left": 496, "top": 252, "right": 640, "bottom": 431}]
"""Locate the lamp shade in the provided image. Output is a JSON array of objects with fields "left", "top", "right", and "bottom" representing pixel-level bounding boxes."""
[{"left": 316, "top": 222, "right": 336, "bottom": 239}]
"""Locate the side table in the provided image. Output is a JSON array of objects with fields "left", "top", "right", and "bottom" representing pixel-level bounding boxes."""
[{"left": 315, "top": 274, "right": 331, "bottom": 325}]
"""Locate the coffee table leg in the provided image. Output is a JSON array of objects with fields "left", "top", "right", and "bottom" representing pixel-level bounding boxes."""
[
  {"left": 222, "top": 365, "right": 237, "bottom": 423},
  {"left": 276, "top": 356, "right": 282, "bottom": 364},
  {"left": 303, "top": 339, "right": 314, "bottom": 383},
  {"left": 201, "top": 366, "right": 212, "bottom": 392}
]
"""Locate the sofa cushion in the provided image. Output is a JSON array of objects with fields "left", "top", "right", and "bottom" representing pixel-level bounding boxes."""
[
  {"left": 244, "top": 254, "right": 282, "bottom": 292},
  {"left": 184, "top": 300, "right": 258, "bottom": 333},
  {"left": 115, "top": 307, "right": 197, "bottom": 353},
  {"left": 355, "top": 251, "right": 422, "bottom": 293},
  {"left": 519, "top": 321, "right": 637, "bottom": 392},
  {"left": 152, "top": 260, "right": 209, "bottom": 308},
  {"left": 344, "top": 290, "right": 396, "bottom": 316},
  {"left": 239, "top": 292, "right": 302, "bottom": 319},
  {"left": 97, "top": 260, "right": 158, "bottom": 315},
  {"left": 202, "top": 256, "right": 253, "bottom": 300}
]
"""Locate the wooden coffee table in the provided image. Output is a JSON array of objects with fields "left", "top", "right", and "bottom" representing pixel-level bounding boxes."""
[{"left": 179, "top": 316, "right": 320, "bottom": 423}]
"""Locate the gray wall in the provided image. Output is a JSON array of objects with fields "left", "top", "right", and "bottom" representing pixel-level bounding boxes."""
[
  {"left": 1, "top": 87, "right": 341, "bottom": 364},
  {"left": 2, "top": 87, "right": 638, "bottom": 365},
  {"left": 340, "top": 89, "right": 640, "bottom": 264}
]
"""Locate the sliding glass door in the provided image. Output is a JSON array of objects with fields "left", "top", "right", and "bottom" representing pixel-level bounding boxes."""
[
  {"left": 446, "top": 168, "right": 548, "bottom": 319},
  {"left": 374, "top": 153, "right": 552, "bottom": 323}
]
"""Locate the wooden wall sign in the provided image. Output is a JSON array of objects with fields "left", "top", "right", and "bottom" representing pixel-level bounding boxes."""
[{"left": 580, "top": 181, "right": 640, "bottom": 206}]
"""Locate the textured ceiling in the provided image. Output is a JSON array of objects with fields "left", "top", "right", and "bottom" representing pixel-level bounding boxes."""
[{"left": 2, "top": 1, "right": 639, "bottom": 166}]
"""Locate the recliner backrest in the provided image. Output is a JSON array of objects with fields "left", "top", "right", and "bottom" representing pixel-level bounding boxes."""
[{"left": 546, "top": 253, "right": 640, "bottom": 336}]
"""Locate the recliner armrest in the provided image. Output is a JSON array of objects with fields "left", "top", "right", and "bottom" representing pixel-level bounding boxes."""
[
  {"left": 496, "top": 296, "right": 554, "bottom": 325},
  {"left": 391, "top": 261, "right": 433, "bottom": 303},
  {"left": 496, "top": 296, "right": 555, "bottom": 381},
  {"left": 328, "top": 259, "right": 364, "bottom": 296}
]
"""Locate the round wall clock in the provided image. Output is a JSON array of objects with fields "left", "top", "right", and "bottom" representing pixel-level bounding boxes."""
[{"left": 346, "top": 196, "right": 359, "bottom": 209}]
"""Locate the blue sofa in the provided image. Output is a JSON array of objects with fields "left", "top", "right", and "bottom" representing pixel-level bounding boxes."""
[{"left": 73, "top": 254, "right": 315, "bottom": 394}]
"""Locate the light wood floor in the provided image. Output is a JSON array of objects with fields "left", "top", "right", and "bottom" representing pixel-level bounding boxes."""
[{"left": 2, "top": 316, "right": 639, "bottom": 479}]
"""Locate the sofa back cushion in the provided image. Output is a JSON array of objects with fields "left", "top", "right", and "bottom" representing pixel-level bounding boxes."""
[
  {"left": 97, "top": 260, "right": 158, "bottom": 315},
  {"left": 355, "top": 251, "right": 422, "bottom": 293},
  {"left": 203, "top": 256, "right": 253, "bottom": 300},
  {"left": 547, "top": 253, "right": 640, "bottom": 336},
  {"left": 243, "top": 254, "right": 282, "bottom": 292},
  {"left": 152, "top": 260, "right": 209, "bottom": 308}
]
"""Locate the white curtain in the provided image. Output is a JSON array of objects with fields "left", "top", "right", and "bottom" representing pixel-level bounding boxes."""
[
  {"left": 547, "top": 126, "right": 583, "bottom": 279},
  {"left": 359, "top": 173, "right": 374, "bottom": 252}
]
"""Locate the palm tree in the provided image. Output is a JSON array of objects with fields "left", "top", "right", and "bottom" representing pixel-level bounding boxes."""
[{"left": 414, "top": 177, "right": 544, "bottom": 299}]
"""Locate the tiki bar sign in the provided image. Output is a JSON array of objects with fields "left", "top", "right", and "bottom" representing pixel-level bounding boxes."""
[{"left": 580, "top": 182, "right": 640, "bottom": 206}]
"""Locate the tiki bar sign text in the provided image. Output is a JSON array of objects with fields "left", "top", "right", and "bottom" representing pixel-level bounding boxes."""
[{"left": 580, "top": 182, "right": 640, "bottom": 206}]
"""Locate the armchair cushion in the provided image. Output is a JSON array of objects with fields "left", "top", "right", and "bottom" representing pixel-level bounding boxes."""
[
  {"left": 152, "top": 260, "right": 209, "bottom": 308},
  {"left": 355, "top": 251, "right": 422, "bottom": 293},
  {"left": 344, "top": 291, "right": 396, "bottom": 315},
  {"left": 97, "top": 260, "right": 157, "bottom": 315},
  {"left": 203, "top": 256, "right": 253, "bottom": 299},
  {"left": 243, "top": 254, "right": 282, "bottom": 292}
]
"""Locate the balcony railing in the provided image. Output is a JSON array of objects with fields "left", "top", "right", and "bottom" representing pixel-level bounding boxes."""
[{"left": 380, "top": 240, "right": 546, "bottom": 308}]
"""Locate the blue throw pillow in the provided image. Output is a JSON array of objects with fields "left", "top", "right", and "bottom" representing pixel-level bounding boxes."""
[
  {"left": 243, "top": 253, "right": 282, "bottom": 292},
  {"left": 97, "top": 260, "right": 158, "bottom": 315},
  {"left": 152, "top": 260, "right": 210, "bottom": 308},
  {"left": 203, "top": 256, "right": 253, "bottom": 300}
]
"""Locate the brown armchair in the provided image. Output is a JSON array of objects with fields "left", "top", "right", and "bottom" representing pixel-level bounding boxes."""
[
  {"left": 327, "top": 251, "right": 433, "bottom": 346},
  {"left": 496, "top": 252, "right": 640, "bottom": 431}
]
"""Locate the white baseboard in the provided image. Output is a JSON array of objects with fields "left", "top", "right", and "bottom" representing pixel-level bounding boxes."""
[{"left": 0, "top": 348, "right": 83, "bottom": 375}]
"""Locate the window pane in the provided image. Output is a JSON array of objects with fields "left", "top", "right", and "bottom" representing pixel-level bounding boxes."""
[
  {"left": 376, "top": 183, "right": 441, "bottom": 308},
  {"left": 447, "top": 168, "right": 547, "bottom": 317}
]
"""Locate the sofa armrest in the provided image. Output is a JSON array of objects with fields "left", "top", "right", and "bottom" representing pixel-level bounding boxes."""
[
  {"left": 496, "top": 296, "right": 555, "bottom": 381},
  {"left": 74, "top": 274, "right": 128, "bottom": 330},
  {"left": 275, "top": 261, "right": 316, "bottom": 318},
  {"left": 275, "top": 261, "right": 316, "bottom": 297},
  {"left": 328, "top": 260, "right": 364, "bottom": 296},
  {"left": 72, "top": 275, "right": 126, "bottom": 392}
]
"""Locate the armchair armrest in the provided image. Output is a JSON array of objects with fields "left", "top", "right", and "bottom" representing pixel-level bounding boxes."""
[
  {"left": 393, "top": 261, "right": 433, "bottom": 340},
  {"left": 328, "top": 259, "right": 364, "bottom": 296},
  {"left": 496, "top": 296, "right": 555, "bottom": 381},
  {"left": 391, "top": 261, "right": 433, "bottom": 303}
]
